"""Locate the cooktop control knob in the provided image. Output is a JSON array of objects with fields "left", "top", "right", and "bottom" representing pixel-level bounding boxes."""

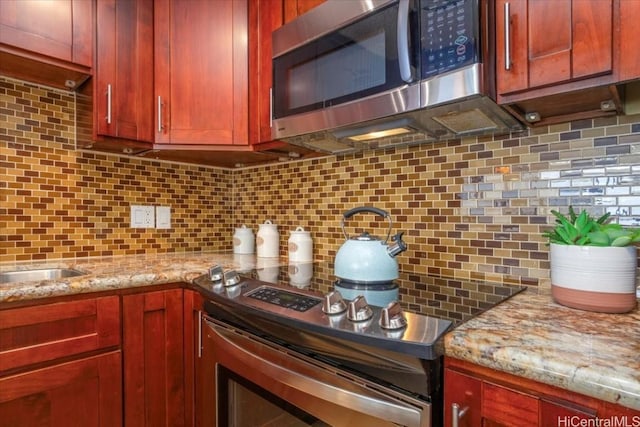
[
  {"left": 379, "top": 301, "right": 407, "bottom": 330},
  {"left": 322, "top": 290, "right": 347, "bottom": 315},
  {"left": 223, "top": 270, "right": 241, "bottom": 287},
  {"left": 347, "top": 295, "right": 373, "bottom": 322},
  {"left": 209, "top": 264, "right": 224, "bottom": 283}
]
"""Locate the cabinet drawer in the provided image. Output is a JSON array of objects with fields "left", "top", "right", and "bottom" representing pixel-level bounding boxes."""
[
  {"left": 483, "top": 382, "right": 539, "bottom": 427},
  {"left": 0, "top": 296, "right": 120, "bottom": 373}
]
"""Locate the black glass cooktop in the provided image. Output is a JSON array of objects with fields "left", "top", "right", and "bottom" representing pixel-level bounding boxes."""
[{"left": 241, "top": 262, "right": 527, "bottom": 326}]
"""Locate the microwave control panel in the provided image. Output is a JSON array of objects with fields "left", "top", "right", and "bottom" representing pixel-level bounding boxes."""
[{"left": 421, "top": 0, "right": 479, "bottom": 78}]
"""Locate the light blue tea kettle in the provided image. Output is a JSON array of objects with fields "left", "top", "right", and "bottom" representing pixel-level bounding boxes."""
[{"left": 334, "top": 207, "right": 407, "bottom": 283}]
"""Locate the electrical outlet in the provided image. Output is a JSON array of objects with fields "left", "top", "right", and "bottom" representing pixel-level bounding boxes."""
[
  {"left": 130, "top": 205, "right": 155, "bottom": 228},
  {"left": 156, "top": 206, "right": 171, "bottom": 229}
]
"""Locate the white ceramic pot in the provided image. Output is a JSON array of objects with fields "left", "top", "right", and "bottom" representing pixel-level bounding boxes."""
[
  {"left": 288, "top": 226, "right": 313, "bottom": 262},
  {"left": 233, "top": 225, "right": 254, "bottom": 254},
  {"left": 550, "top": 243, "right": 638, "bottom": 313},
  {"left": 256, "top": 220, "right": 279, "bottom": 258}
]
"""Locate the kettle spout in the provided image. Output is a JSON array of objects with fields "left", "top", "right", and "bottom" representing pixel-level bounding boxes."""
[{"left": 387, "top": 232, "right": 407, "bottom": 258}]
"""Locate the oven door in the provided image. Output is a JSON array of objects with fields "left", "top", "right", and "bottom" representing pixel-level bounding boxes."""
[{"left": 201, "top": 317, "right": 431, "bottom": 427}]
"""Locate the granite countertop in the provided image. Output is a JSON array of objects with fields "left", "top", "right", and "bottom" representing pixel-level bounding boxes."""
[
  {"left": 445, "top": 290, "right": 640, "bottom": 411},
  {"left": 1, "top": 252, "right": 638, "bottom": 411}
]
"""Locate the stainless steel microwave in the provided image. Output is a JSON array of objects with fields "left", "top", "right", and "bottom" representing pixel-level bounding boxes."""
[{"left": 271, "top": 0, "right": 522, "bottom": 153}]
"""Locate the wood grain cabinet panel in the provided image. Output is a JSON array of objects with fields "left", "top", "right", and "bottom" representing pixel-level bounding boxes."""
[
  {"left": 0, "top": 0, "right": 92, "bottom": 67},
  {"left": 123, "top": 288, "right": 185, "bottom": 427},
  {"left": 95, "top": 0, "right": 155, "bottom": 143},
  {"left": 496, "top": 0, "right": 613, "bottom": 96},
  {"left": 0, "top": 296, "right": 120, "bottom": 373},
  {"left": 0, "top": 351, "right": 122, "bottom": 427},
  {"left": 94, "top": 0, "right": 248, "bottom": 148},
  {"left": 444, "top": 358, "right": 619, "bottom": 427}
]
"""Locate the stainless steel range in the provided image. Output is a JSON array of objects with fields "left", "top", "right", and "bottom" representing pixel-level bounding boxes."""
[{"left": 193, "top": 262, "right": 525, "bottom": 427}]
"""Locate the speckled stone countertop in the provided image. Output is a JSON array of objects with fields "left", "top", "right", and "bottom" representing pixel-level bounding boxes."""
[
  {"left": 445, "top": 289, "right": 640, "bottom": 411},
  {"left": 0, "top": 252, "right": 254, "bottom": 303},
  {"left": 1, "top": 253, "right": 638, "bottom": 411}
]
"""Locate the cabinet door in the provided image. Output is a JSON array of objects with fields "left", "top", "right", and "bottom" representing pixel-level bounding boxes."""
[
  {"left": 619, "top": 0, "right": 640, "bottom": 82},
  {"left": 444, "top": 368, "right": 482, "bottom": 427},
  {"left": 95, "top": 0, "right": 155, "bottom": 142},
  {"left": 123, "top": 289, "right": 185, "bottom": 427},
  {"left": 482, "top": 382, "right": 538, "bottom": 427},
  {"left": 540, "top": 400, "right": 596, "bottom": 426},
  {"left": 496, "top": 0, "right": 613, "bottom": 95},
  {"left": 283, "top": 0, "right": 326, "bottom": 23},
  {"left": 248, "top": 0, "right": 284, "bottom": 145},
  {"left": 0, "top": 0, "right": 92, "bottom": 67},
  {"left": 154, "top": 0, "right": 248, "bottom": 146},
  {"left": 184, "top": 290, "right": 203, "bottom": 427},
  {"left": 0, "top": 296, "right": 120, "bottom": 373},
  {"left": 0, "top": 351, "right": 122, "bottom": 427}
]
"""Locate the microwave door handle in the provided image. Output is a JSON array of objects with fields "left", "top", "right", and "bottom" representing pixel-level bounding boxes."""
[{"left": 397, "top": 0, "right": 412, "bottom": 82}]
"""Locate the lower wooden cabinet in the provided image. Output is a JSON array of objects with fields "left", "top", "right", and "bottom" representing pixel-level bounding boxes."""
[
  {"left": 0, "top": 296, "right": 122, "bottom": 426},
  {"left": 122, "top": 288, "right": 186, "bottom": 427},
  {"left": 0, "top": 351, "right": 122, "bottom": 427},
  {"left": 444, "top": 357, "right": 637, "bottom": 427}
]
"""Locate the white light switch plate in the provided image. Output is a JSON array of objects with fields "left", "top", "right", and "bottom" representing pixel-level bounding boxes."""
[
  {"left": 130, "top": 205, "right": 155, "bottom": 228},
  {"left": 156, "top": 206, "right": 171, "bottom": 229}
]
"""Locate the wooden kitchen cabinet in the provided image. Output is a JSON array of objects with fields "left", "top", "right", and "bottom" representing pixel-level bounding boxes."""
[
  {"left": 122, "top": 288, "right": 186, "bottom": 427},
  {"left": 0, "top": 0, "right": 92, "bottom": 67},
  {"left": 0, "top": 352, "right": 122, "bottom": 427},
  {"left": 0, "top": 296, "right": 122, "bottom": 426},
  {"left": 283, "top": 0, "right": 326, "bottom": 23},
  {"left": 0, "top": 0, "right": 93, "bottom": 90},
  {"left": 494, "top": 0, "right": 634, "bottom": 126},
  {"left": 184, "top": 290, "right": 204, "bottom": 427},
  {"left": 496, "top": 0, "right": 613, "bottom": 95},
  {"left": 94, "top": 0, "right": 248, "bottom": 148},
  {"left": 444, "top": 357, "right": 640, "bottom": 427},
  {"left": 248, "top": 0, "right": 325, "bottom": 146},
  {"left": 95, "top": 0, "right": 155, "bottom": 143}
]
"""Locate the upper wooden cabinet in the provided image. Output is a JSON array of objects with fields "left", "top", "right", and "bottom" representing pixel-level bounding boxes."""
[
  {"left": 284, "top": 0, "right": 326, "bottom": 23},
  {"left": 0, "top": 0, "right": 93, "bottom": 90},
  {"left": 95, "top": 0, "right": 154, "bottom": 143},
  {"left": 496, "top": 0, "right": 613, "bottom": 96},
  {"left": 248, "top": 0, "right": 325, "bottom": 146},
  {"left": 495, "top": 0, "right": 640, "bottom": 126},
  {"left": 94, "top": 0, "right": 248, "bottom": 147}
]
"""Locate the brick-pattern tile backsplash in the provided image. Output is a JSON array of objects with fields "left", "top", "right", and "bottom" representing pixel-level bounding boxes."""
[
  {"left": 2, "top": 76, "right": 639, "bottom": 290},
  {"left": 1, "top": 77, "right": 233, "bottom": 261},
  {"left": 234, "top": 115, "right": 640, "bottom": 290}
]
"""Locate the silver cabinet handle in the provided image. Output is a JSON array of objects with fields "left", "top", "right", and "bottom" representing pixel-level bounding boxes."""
[
  {"left": 269, "top": 87, "right": 273, "bottom": 128},
  {"left": 504, "top": 2, "right": 511, "bottom": 70},
  {"left": 397, "top": 0, "right": 412, "bottom": 82},
  {"left": 106, "top": 84, "right": 112, "bottom": 124},
  {"left": 157, "top": 95, "right": 163, "bottom": 133},
  {"left": 197, "top": 310, "right": 202, "bottom": 358},
  {"left": 452, "top": 403, "right": 469, "bottom": 427}
]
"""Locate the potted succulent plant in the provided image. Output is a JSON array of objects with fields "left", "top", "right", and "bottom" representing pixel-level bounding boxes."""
[{"left": 543, "top": 207, "right": 640, "bottom": 313}]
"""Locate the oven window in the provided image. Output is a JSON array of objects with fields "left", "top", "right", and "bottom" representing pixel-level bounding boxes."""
[{"left": 217, "top": 366, "right": 329, "bottom": 427}]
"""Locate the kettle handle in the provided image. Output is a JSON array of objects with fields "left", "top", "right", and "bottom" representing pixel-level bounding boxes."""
[{"left": 341, "top": 206, "right": 392, "bottom": 243}]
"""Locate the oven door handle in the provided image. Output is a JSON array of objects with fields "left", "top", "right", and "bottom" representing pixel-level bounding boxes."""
[{"left": 205, "top": 319, "right": 429, "bottom": 427}]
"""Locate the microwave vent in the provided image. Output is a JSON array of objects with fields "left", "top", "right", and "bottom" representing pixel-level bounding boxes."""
[{"left": 432, "top": 109, "right": 499, "bottom": 134}]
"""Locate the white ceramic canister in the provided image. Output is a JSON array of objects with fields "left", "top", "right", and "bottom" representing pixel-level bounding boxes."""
[
  {"left": 256, "top": 220, "right": 279, "bottom": 258},
  {"left": 233, "top": 224, "right": 255, "bottom": 254},
  {"left": 288, "top": 226, "right": 313, "bottom": 262}
]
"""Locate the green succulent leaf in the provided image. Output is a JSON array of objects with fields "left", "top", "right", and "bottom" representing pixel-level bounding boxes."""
[
  {"left": 544, "top": 206, "right": 639, "bottom": 247},
  {"left": 611, "top": 236, "right": 632, "bottom": 247},
  {"left": 587, "top": 231, "right": 610, "bottom": 246}
]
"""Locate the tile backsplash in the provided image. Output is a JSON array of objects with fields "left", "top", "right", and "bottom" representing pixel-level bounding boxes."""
[{"left": 1, "top": 76, "right": 639, "bottom": 289}]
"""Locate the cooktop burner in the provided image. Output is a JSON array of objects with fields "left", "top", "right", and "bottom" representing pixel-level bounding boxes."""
[{"left": 240, "top": 261, "right": 527, "bottom": 327}]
